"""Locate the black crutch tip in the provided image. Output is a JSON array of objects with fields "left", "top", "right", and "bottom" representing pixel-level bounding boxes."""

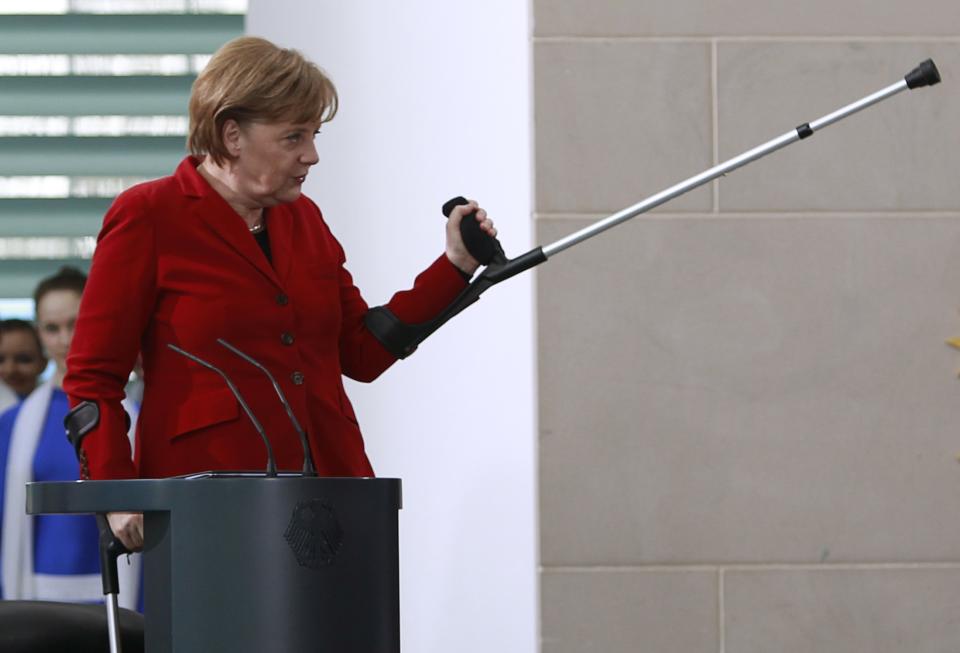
[{"left": 905, "top": 59, "right": 941, "bottom": 89}]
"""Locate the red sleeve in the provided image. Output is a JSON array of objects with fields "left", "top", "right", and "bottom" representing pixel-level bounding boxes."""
[
  {"left": 63, "top": 190, "right": 158, "bottom": 480},
  {"left": 336, "top": 241, "right": 468, "bottom": 382}
]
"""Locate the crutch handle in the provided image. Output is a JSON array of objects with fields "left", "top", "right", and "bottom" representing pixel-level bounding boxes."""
[
  {"left": 442, "top": 196, "right": 507, "bottom": 266},
  {"left": 96, "top": 513, "right": 130, "bottom": 596}
]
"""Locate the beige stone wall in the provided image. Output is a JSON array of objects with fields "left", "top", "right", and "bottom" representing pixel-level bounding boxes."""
[{"left": 534, "top": 3, "right": 960, "bottom": 652}]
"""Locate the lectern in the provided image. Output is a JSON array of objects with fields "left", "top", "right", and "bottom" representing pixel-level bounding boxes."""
[{"left": 27, "top": 475, "right": 402, "bottom": 652}]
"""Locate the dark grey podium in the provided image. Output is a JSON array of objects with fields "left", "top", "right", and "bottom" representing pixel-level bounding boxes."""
[{"left": 26, "top": 475, "right": 402, "bottom": 652}]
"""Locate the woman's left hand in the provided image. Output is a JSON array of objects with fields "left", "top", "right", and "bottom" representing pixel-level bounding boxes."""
[{"left": 445, "top": 199, "right": 497, "bottom": 277}]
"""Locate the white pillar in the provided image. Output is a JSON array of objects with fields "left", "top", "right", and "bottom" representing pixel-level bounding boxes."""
[{"left": 246, "top": 3, "right": 536, "bottom": 651}]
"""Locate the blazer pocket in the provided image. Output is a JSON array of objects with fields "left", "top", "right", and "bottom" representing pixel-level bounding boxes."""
[{"left": 169, "top": 387, "right": 241, "bottom": 440}]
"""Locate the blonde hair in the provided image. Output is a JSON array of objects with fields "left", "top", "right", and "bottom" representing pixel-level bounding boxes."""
[{"left": 188, "top": 36, "right": 338, "bottom": 164}]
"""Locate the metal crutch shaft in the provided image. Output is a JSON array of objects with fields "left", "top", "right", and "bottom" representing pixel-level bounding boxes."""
[{"left": 542, "top": 59, "right": 940, "bottom": 258}]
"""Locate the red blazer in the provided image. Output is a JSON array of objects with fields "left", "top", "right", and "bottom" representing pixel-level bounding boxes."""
[{"left": 64, "top": 156, "right": 467, "bottom": 480}]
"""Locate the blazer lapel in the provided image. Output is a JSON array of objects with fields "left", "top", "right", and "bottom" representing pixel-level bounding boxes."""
[
  {"left": 176, "top": 157, "right": 282, "bottom": 289},
  {"left": 196, "top": 195, "right": 282, "bottom": 287}
]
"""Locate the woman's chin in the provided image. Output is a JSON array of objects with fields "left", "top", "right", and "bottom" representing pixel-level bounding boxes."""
[
  {"left": 284, "top": 190, "right": 305, "bottom": 204},
  {"left": 263, "top": 187, "right": 303, "bottom": 206}
]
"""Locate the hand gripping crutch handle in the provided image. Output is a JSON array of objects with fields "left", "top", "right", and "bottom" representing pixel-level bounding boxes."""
[
  {"left": 442, "top": 196, "right": 507, "bottom": 266},
  {"left": 96, "top": 513, "right": 130, "bottom": 596}
]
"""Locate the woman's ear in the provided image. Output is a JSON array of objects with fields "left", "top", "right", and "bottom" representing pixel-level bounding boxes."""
[{"left": 221, "top": 118, "right": 242, "bottom": 157}]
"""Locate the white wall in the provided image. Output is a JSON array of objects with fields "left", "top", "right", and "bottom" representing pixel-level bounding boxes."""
[{"left": 246, "top": 3, "right": 536, "bottom": 651}]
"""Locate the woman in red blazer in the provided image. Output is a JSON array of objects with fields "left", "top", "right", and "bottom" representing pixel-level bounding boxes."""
[{"left": 63, "top": 36, "right": 496, "bottom": 550}]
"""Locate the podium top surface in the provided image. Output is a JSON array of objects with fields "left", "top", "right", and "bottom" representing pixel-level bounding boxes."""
[{"left": 26, "top": 475, "right": 402, "bottom": 515}]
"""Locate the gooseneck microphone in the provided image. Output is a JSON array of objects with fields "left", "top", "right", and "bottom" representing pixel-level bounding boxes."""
[
  {"left": 216, "top": 338, "right": 318, "bottom": 477},
  {"left": 166, "top": 344, "right": 278, "bottom": 477}
]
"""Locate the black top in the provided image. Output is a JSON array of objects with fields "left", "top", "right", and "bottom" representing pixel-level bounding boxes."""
[{"left": 252, "top": 223, "right": 271, "bottom": 264}]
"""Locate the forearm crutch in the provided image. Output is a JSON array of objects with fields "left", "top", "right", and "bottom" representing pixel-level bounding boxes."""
[
  {"left": 366, "top": 59, "right": 942, "bottom": 356},
  {"left": 64, "top": 402, "right": 131, "bottom": 653}
]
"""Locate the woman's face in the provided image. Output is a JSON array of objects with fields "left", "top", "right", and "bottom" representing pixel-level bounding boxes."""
[
  {"left": 0, "top": 328, "right": 46, "bottom": 397},
  {"left": 228, "top": 119, "right": 321, "bottom": 208},
  {"left": 36, "top": 289, "right": 82, "bottom": 374}
]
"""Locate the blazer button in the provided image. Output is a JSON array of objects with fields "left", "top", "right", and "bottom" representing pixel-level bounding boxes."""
[
  {"left": 291, "top": 371, "right": 305, "bottom": 385},
  {"left": 281, "top": 332, "right": 295, "bottom": 346},
  {"left": 276, "top": 293, "right": 289, "bottom": 306}
]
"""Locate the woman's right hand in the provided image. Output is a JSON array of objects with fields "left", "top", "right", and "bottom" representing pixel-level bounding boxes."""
[
  {"left": 107, "top": 511, "right": 144, "bottom": 551},
  {"left": 445, "top": 199, "right": 497, "bottom": 276}
]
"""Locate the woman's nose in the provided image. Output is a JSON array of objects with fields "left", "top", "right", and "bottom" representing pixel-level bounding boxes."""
[{"left": 302, "top": 140, "right": 319, "bottom": 166}]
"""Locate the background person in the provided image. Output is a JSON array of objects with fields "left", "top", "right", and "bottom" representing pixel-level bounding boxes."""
[
  {"left": 0, "top": 319, "right": 47, "bottom": 400},
  {"left": 0, "top": 323, "right": 18, "bottom": 416},
  {"left": 0, "top": 267, "right": 140, "bottom": 605}
]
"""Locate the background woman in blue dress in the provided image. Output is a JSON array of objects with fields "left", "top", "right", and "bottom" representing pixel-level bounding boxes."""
[{"left": 0, "top": 267, "right": 140, "bottom": 607}]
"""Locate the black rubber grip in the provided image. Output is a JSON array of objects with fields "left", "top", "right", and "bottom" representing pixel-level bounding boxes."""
[
  {"left": 905, "top": 59, "right": 941, "bottom": 89},
  {"left": 442, "top": 196, "right": 498, "bottom": 266}
]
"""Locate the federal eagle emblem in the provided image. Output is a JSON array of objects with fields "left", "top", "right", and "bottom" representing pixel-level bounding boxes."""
[{"left": 284, "top": 499, "right": 344, "bottom": 568}]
